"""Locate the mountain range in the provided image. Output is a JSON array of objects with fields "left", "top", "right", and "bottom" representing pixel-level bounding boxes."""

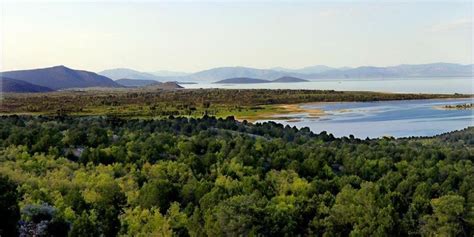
[
  {"left": 0, "top": 66, "right": 187, "bottom": 93},
  {"left": 1, "top": 63, "right": 471, "bottom": 93},
  {"left": 2, "top": 65, "right": 121, "bottom": 90},
  {"left": 271, "top": 65, "right": 336, "bottom": 74},
  {"left": 101, "top": 63, "right": 472, "bottom": 82},
  {"left": 308, "top": 63, "right": 473, "bottom": 79}
]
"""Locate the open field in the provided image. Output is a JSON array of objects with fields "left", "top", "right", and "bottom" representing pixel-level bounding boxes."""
[{"left": 1, "top": 88, "right": 470, "bottom": 121}]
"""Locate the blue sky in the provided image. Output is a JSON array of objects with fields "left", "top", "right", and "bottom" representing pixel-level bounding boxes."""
[{"left": 1, "top": 1, "right": 472, "bottom": 72}]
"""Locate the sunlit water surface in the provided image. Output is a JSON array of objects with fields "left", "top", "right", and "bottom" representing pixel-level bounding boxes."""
[
  {"left": 256, "top": 98, "right": 473, "bottom": 138},
  {"left": 183, "top": 77, "right": 473, "bottom": 138},
  {"left": 183, "top": 77, "right": 473, "bottom": 94}
]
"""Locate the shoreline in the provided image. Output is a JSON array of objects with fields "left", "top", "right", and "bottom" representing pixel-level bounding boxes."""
[
  {"left": 236, "top": 97, "right": 473, "bottom": 123},
  {"left": 235, "top": 104, "right": 325, "bottom": 122}
]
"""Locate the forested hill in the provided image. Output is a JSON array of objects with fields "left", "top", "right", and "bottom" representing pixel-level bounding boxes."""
[{"left": 0, "top": 116, "right": 472, "bottom": 236}]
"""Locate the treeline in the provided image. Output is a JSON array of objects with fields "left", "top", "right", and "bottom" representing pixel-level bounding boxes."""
[{"left": 0, "top": 115, "right": 473, "bottom": 236}]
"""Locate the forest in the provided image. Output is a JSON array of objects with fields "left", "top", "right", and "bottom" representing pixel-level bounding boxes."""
[{"left": 0, "top": 115, "right": 472, "bottom": 236}]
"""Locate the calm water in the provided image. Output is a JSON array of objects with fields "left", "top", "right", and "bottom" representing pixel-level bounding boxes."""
[
  {"left": 256, "top": 98, "right": 473, "bottom": 138},
  {"left": 183, "top": 77, "right": 473, "bottom": 94},
  {"left": 183, "top": 77, "right": 473, "bottom": 137}
]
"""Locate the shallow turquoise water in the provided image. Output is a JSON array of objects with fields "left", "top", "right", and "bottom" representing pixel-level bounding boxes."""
[{"left": 256, "top": 98, "right": 473, "bottom": 138}]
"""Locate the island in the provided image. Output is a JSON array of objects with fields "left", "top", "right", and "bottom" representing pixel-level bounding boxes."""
[
  {"left": 214, "top": 76, "right": 309, "bottom": 84},
  {"left": 443, "top": 103, "right": 473, "bottom": 110}
]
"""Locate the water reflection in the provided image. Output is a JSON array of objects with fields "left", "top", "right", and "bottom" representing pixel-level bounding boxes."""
[{"left": 257, "top": 98, "right": 473, "bottom": 138}]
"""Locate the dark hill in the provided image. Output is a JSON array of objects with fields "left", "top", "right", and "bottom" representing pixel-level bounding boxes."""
[
  {"left": 272, "top": 76, "right": 308, "bottom": 83},
  {"left": 115, "top": 78, "right": 159, "bottom": 87},
  {"left": 2, "top": 65, "right": 121, "bottom": 90},
  {"left": 214, "top": 77, "right": 270, "bottom": 84},
  {"left": 1, "top": 77, "right": 54, "bottom": 93}
]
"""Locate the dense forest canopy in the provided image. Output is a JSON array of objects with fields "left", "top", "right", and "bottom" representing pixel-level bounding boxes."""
[{"left": 0, "top": 115, "right": 472, "bottom": 236}]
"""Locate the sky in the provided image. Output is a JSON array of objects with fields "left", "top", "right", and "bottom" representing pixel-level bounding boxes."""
[{"left": 1, "top": 0, "right": 472, "bottom": 73}]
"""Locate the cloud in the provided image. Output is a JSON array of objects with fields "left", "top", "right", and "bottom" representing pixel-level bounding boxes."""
[{"left": 428, "top": 18, "right": 472, "bottom": 33}]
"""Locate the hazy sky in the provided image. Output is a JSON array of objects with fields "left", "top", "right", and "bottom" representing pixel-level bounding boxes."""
[{"left": 1, "top": 1, "right": 472, "bottom": 72}]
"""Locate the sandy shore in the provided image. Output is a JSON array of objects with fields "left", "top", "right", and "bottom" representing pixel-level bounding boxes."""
[
  {"left": 279, "top": 104, "right": 325, "bottom": 117},
  {"left": 236, "top": 103, "right": 325, "bottom": 122}
]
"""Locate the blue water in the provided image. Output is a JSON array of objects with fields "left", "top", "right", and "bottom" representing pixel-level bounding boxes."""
[
  {"left": 256, "top": 98, "right": 473, "bottom": 138},
  {"left": 183, "top": 77, "right": 473, "bottom": 94}
]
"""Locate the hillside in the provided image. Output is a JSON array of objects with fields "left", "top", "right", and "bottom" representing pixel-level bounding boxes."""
[
  {"left": 0, "top": 77, "right": 54, "bottom": 93},
  {"left": 115, "top": 78, "right": 159, "bottom": 87},
  {"left": 0, "top": 116, "right": 472, "bottom": 236},
  {"left": 1, "top": 66, "right": 121, "bottom": 90}
]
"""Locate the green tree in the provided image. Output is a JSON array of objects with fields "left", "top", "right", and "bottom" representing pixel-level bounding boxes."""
[
  {"left": 121, "top": 206, "right": 172, "bottom": 237},
  {"left": 138, "top": 180, "right": 177, "bottom": 213},
  {"left": 327, "top": 182, "right": 395, "bottom": 236},
  {"left": 421, "top": 195, "right": 466, "bottom": 236},
  {"left": 69, "top": 211, "right": 100, "bottom": 237}
]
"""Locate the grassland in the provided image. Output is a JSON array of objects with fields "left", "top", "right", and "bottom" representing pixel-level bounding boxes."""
[{"left": 0, "top": 88, "right": 470, "bottom": 121}]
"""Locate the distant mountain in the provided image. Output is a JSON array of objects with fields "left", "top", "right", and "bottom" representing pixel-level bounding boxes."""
[
  {"left": 273, "top": 76, "right": 308, "bottom": 83},
  {"left": 5, "top": 63, "right": 467, "bottom": 91},
  {"left": 1, "top": 77, "right": 54, "bottom": 93},
  {"left": 146, "top": 81, "right": 183, "bottom": 90},
  {"left": 99, "top": 68, "right": 161, "bottom": 81},
  {"left": 214, "top": 77, "right": 270, "bottom": 84},
  {"left": 187, "top": 67, "right": 305, "bottom": 82},
  {"left": 387, "top": 63, "right": 473, "bottom": 77},
  {"left": 156, "top": 63, "right": 471, "bottom": 82},
  {"left": 115, "top": 78, "right": 159, "bottom": 87},
  {"left": 307, "top": 63, "right": 473, "bottom": 79},
  {"left": 1, "top": 66, "right": 121, "bottom": 90},
  {"left": 150, "top": 70, "right": 190, "bottom": 77},
  {"left": 310, "top": 66, "right": 398, "bottom": 79},
  {"left": 272, "top": 65, "right": 335, "bottom": 74}
]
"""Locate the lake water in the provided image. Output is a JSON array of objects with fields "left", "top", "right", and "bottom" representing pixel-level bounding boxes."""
[
  {"left": 183, "top": 77, "right": 473, "bottom": 137},
  {"left": 182, "top": 77, "right": 473, "bottom": 94},
  {"left": 256, "top": 98, "right": 473, "bottom": 138}
]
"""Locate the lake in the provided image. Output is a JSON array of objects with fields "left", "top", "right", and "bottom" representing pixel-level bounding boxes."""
[
  {"left": 255, "top": 98, "right": 473, "bottom": 138},
  {"left": 182, "top": 77, "right": 473, "bottom": 137},
  {"left": 182, "top": 77, "right": 473, "bottom": 94}
]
